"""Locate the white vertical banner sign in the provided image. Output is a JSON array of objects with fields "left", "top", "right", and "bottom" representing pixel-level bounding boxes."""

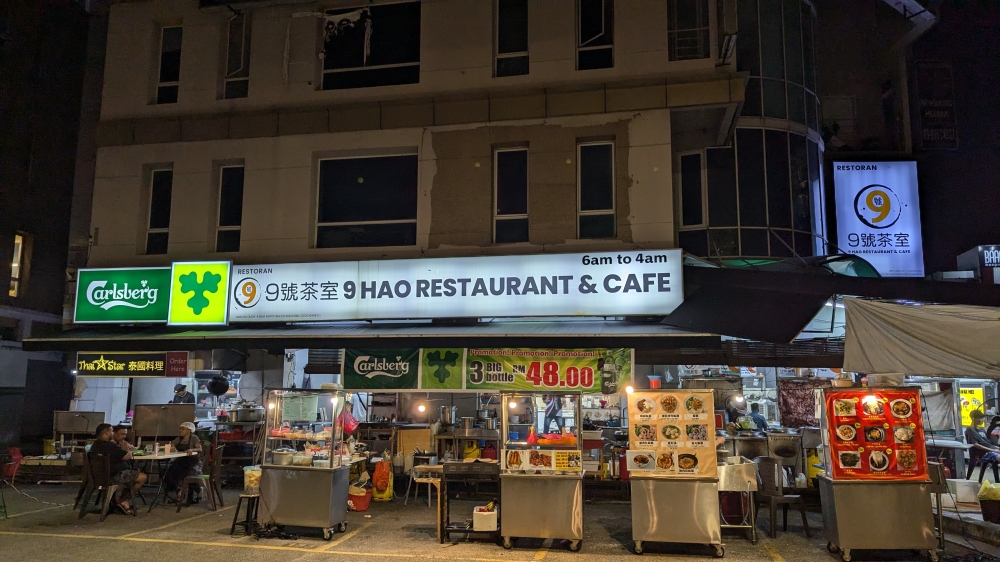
[{"left": 834, "top": 161, "right": 924, "bottom": 277}]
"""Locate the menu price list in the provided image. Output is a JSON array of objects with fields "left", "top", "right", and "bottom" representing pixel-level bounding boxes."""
[
  {"left": 628, "top": 390, "right": 717, "bottom": 478},
  {"left": 825, "top": 389, "right": 927, "bottom": 481}
]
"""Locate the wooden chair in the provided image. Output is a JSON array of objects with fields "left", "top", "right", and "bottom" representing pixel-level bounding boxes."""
[
  {"left": 965, "top": 447, "right": 1000, "bottom": 483},
  {"left": 753, "top": 456, "right": 810, "bottom": 539},
  {"left": 177, "top": 445, "right": 224, "bottom": 512},
  {"left": 77, "top": 453, "right": 119, "bottom": 521}
]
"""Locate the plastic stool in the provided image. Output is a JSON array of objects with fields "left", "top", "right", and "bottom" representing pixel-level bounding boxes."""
[{"left": 230, "top": 494, "right": 259, "bottom": 536}]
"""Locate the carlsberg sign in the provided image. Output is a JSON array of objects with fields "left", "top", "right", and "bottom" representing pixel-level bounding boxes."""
[{"left": 75, "top": 268, "right": 172, "bottom": 323}]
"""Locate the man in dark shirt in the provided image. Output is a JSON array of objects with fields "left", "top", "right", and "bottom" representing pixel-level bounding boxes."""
[
  {"left": 171, "top": 383, "right": 195, "bottom": 404},
  {"left": 91, "top": 423, "right": 146, "bottom": 514},
  {"left": 748, "top": 403, "right": 770, "bottom": 431}
]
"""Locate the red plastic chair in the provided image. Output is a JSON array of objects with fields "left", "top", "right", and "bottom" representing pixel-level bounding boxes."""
[{"left": 2, "top": 447, "right": 23, "bottom": 482}]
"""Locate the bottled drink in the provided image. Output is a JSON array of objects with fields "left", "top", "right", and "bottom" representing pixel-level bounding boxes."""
[{"left": 601, "top": 349, "right": 618, "bottom": 395}]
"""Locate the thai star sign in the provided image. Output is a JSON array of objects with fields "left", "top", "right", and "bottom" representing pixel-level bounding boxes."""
[
  {"left": 229, "top": 250, "right": 683, "bottom": 322},
  {"left": 74, "top": 268, "right": 172, "bottom": 323},
  {"left": 834, "top": 161, "right": 924, "bottom": 277}
]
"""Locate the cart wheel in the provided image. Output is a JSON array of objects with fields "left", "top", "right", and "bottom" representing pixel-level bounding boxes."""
[
  {"left": 337, "top": 522, "right": 347, "bottom": 533},
  {"left": 712, "top": 545, "right": 725, "bottom": 558},
  {"left": 569, "top": 540, "right": 581, "bottom": 552},
  {"left": 633, "top": 541, "right": 643, "bottom": 555},
  {"left": 827, "top": 542, "right": 839, "bottom": 553},
  {"left": 927, "top": 551, "right": 939, "bottom": 562},
  {"left": 502, "top": 537, "right": 512, "bottom": 549},
  {"left": 322, "top": 528, "right": 333, "bottom": 541},
  {"left": 840, "top": 549, "right": 852, "bottom": 562}
]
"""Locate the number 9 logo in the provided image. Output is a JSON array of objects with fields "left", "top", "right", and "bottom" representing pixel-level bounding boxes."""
[
  {"left": 853, "top": 184, "right": 902, "bottom": 229},
  {"left": 234, "top": 278, "right": 260, "bottom": 308}
]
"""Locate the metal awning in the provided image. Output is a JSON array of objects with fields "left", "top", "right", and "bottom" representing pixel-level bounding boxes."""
[{"left": 23, "top": 319, "right": 719, "bottom": 354}]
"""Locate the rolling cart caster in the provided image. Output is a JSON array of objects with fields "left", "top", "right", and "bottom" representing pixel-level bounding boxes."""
[
  {"left": 322, "top": 528, "right": 334, "bottom": 541},
  {"left": 633, "top": 541, "right": 643, "bottom": 555},
  {"left": 569, "top": 540, "right": 581, "bottom": 552},
  {"left": 502, "top": 536, "right": 513, "bottom": 549},
  {"left": 927, "top": 550, "right": 939, "bottom": 562},
  {"left": 337, "top": 521, "right": 347, "bottom": 533},
  {"left": 827, "top": 542, "right": 839, "bottom": 553},
  {"left": 840, "top": 549, "right": 852, "bottom": 562},
  {"left": 712, "top": 545, "right": 724, "bottom": 558}
]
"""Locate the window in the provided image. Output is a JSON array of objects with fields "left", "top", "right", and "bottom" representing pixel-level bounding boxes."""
[
  {"left": 316, "top": 155, "right": 418, "bottom": 248},
  {"left": 9, "top": 233, "right": 28, "bottom": 297},
  {"left": 223, "top": 12, "right": 250, "bottom": 99},
  {"left": 668, "top": 0, "right": 710, "bottom": 61},
  {"left": 577, "top": 0, "right": 613, "bottom": 70},
  {"left": 216, "top": 166, "right": 244, "bottom": 253},
  {"left": 146, "top": 169, "right": 173, "bottom": 255},
  {"left": 494, "top": 148, "right": 529, "bottom": 243},
  {"left": 156, "top": 26, "right": 183, "bottom": 104},
  {"left": 578, "top": 142, "right": 615, "bottom": 238},
  {"left": 322, "top": 2, "right": 420, "bottom": 90},
  {"left": 679, "top": 152, "right": 705, "bottom": 227},
  {"left": 495, "top": 0, "right": 528, "bottom": 77}
]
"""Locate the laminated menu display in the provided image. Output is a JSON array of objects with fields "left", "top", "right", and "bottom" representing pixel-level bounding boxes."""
[
  {"left": 824, "top": 388, "right": 928, "bottom": 481},
  {"left": 628, "top": 390, "right": 717, "bottom": 478}
]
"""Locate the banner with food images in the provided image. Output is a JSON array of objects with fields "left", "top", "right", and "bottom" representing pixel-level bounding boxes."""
[
  {"left": 627, "top": 390, "right": 717, "bottom": 478},
  {"left": 503, "top": 448, "right": 582, "bottom": 473},
  {"left": 824, "top": 388, "right": 927, "bottom": 481}
]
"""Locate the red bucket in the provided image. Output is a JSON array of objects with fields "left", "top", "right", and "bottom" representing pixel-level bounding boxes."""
[{"left": 349, "top": 489, "right": 373, "bottom": 512}]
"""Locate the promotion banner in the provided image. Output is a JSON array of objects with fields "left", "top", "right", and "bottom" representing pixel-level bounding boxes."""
[
  {"left": 960, "top": 387, "right": 985, "bottom": 427},
  {"left": 626, "top": 390, "right": 717, "bottom": 478},
  {"left": 340, "top": 348, "right": 633, "bottom": 393},
  {"left": 343, "top": 348, "right": 420, "bottom": 390},
  {"left": 465, "top": 348, "right": 632, "bottom": 393},
  {"left": 825, "top": 388, "right": 927, "bottom": 481}
]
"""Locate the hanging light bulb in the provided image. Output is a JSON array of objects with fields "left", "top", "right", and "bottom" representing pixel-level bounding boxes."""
[
  {"left": 508, "top": 400, "right": 517, "bottom": 409},
  {"left": 625, "top": 385, "right": 634, "bottom": 394},
  {"left": 417, "top": 404, "right": 426, "bottom": 413}
]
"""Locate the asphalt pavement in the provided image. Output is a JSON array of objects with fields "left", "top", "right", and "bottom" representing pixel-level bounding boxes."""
[{"left": 0, "top": 483, "right": 993, "bottom": 562}]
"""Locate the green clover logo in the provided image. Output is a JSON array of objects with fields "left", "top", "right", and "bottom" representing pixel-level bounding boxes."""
[
  {"left": 426, "top": 350, "right": 460, "bottom": 383},
  {"left": 178, "top": 271, "right": 222, "bottom": 315}
]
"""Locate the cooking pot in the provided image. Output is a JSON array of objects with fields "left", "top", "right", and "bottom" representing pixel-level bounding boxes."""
[
  {"left": 234, "top": 404, "right": 264, "bottom": 422},
  {"left": 272, "top": 450, "right": 294, "bottom": 466},
  {"left": 483, "top": 418, "right": 499, "bottom": 430},
  {"left": 460, "top": 417, "right": 476, "bottom": 430},
  {"left": 440, "top": 406, "right": 458, "bottom": 425},
  {"left": 476, "top": 409, "right": 493, "bottom": 421}
]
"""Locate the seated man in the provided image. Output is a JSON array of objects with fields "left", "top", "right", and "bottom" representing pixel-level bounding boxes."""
[
  {"left": 111, "top": 425, "right": 137, "bottom": 453},
  {"left": 91, "top": 423, "right": 147, "bottom": 514}
]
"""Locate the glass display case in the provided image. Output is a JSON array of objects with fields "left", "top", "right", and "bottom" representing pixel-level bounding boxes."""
[
  {"left": 259, "top": 388, "right": 350, "bottom": 540},
  {"left": 499, "top": 391, "right": 584, "bottom": 551}
]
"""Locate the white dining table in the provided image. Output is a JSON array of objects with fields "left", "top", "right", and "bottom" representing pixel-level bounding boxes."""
[{"left": 132, "top": 451, "right": 199, "bottom": 512}]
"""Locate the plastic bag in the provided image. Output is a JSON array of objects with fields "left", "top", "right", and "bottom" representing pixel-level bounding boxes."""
[
  {"left": 979, "top": 480, "right": 1000, "bottom": 501},
  {"left": 338, "top": 408, "right": 360, "bottom": 435}
]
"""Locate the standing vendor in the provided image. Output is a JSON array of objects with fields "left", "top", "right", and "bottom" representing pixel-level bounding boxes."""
[
  {"left": 543, "top": 395, "right": 564, "bottom": 433},
  {"left": 747, "top": 403, "right": 769, "bottom": 431},
  {"left": 171, "top": 383, "right": 195, "bottom": 404}
]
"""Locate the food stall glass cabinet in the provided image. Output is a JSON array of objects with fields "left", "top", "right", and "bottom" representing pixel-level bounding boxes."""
[{"left": 259, "top": 388, "right": 349, "bottom": 540}]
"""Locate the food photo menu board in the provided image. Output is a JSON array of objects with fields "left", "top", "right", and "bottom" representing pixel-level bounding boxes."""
[
  {"left": 626, "top": 390, "right": 717, "bottom": 478},
  {"left": 824, "top": 388, "right": 928, "bottom": 481}
]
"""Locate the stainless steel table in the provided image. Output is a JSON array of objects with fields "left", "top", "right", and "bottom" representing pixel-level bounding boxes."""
[
  {"left": 630, "top": 475, "right": 724, "bottom": 557},
  {"left": 500, "top": 472, "right": 583, "bottom": 551},
  {"left": 819, "top": 475, "right": 937, "bottom": 562}
]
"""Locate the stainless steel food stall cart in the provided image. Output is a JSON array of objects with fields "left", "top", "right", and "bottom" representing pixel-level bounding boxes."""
[
  {"left": 259, "top": 388, "right": 349, "bottom": 540},
  {"left": 500, "top": 391, "right": 584, "bottom": 551},
  {"left": 626, "top": 389, "right": 724, "bottom": 557},
  {"left": 820, "top": 387, "right": 938, "bottom": 562}
]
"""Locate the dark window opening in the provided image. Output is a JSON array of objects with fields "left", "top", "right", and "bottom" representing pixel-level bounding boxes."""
[
  {"left": 736, "top": 128, "right": 767, "bottom": 227},
  {"left": 495, "top": 149, "right": 529, "bottom": 243},
  {"left": 578, "top": 142, "right": 615, "bottom": 238},
  {"left": 322, "top": 2, "right": 420, "bottom": 90},
  {"left": 317, "top": 155, "right": 418, "bottom": 248},
  {"left": 217, "top": 166, "right": 244, "bottom": 253},
  {"left": 706, "top": 146, "right": 737, "bottom": 227},
  {"left": 157, "top": 26, "right": 182, "bottom": 104},
  {"left": 680, "top": 153, "right": 704, "bottom": 226},
  {"left": 578, "top": 0, "right": 613, "bottom": 70},
  {"left": 668, "top": 0, "right": 710, "bottom": 61},
  {"left": 147, "top": 169, "right": 173, "bottom": 255},
  {"left": 496, "top": 0, "right": 528, "bottom": 77},
  {"left": 224, "top": 12, "right": 250, "bottom": 99}
]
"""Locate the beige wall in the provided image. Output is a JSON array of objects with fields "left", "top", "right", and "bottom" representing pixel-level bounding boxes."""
[
  {"left": 89, "top": 109, "right": 675, "bottom": 267},
  {"left": 102, "top": 0, "right": 719, "bottom": 121}
]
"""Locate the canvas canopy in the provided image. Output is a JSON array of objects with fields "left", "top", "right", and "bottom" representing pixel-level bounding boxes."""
[{"left": 844, "top": 297, "right": 1000, "bottom": 378}]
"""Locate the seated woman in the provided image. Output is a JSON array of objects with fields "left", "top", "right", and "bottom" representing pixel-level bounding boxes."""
[
  {"left": 91, "top": 423, "right": 147, "bottom": 515},
  {"left": 163, "top": 421, "right": 203, "bottom": 502}
]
